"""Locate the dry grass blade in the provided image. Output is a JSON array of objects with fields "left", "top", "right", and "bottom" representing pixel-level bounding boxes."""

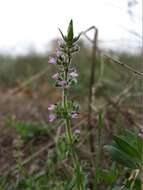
[
  {"left": 2, "top": 66, "right": 49, "bottom": 103},
  {"left": 104, "top": 54, "right": 143, "bottom": 78}
]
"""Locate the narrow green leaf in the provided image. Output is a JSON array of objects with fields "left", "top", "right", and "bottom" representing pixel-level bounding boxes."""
[
  {"left": 73, "top": 32, "right": 82, "bottom": 43},
  {"left": 104, "top": 145, "right": 139, "bottom": 169},
  {"left": 59, "top": 28, "right": 67, "bottom": 41},
  {"left": 113, "top": 135, "right": 141, "bottom": 159}
]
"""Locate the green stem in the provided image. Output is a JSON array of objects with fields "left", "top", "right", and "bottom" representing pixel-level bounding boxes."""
[
  {"left": 140, "top": 166, "right": 143, "bottom": 190},
  {"left": 62, "top": 56, "right": 83, "bottom": 190},
  {"left": 140, "top": 137, "right": 143, "bottom": 190}
]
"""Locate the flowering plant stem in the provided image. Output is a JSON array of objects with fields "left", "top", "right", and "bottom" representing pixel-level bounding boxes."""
[
  {"left": 140, "top": 144, "right": 143, "bottom": 190},
  {"left": 63, "top": 55, "right": 83, "bottom": 190},
  {"left": 48, "top": 20, "right": 83, "bottom": 189}
]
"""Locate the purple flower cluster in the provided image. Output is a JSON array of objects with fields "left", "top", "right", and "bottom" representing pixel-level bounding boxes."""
[
  {"left": 48, "top": 21, "right": 80, "bottom": 123},
  {"left": 48, "top": 104, "right": 56, "bottom": 122},
  {"left": 52, "top": 73, "right": 59, "bottom": 80},
  {"left": 49, "top": 55, "right": 78, "bottom": 88},
  {"left": 49, "top": 114, "right": 56, "bottom": 122},
  {"left": 51, "top": 69, "right": 78, "bottom": 89},
  {"left": 48, "top": 102, "right": 79, "bottom": 122},
  {"left": 71, "top": 111, "right": 79, "bottom": 119},
  {"left": 48, "top": 48, "right": 62, "bottom": 65},
  {"left": 48, "top": 49, "right": 79, "bottom": 121},
  {"left": 69, "top": 70, "right": 78, "bottom": 78},
  {"left": 56, "top": 48, "right": 62, "bottom": 57},
  {"left": 49, "top": 57, "right": 57, "bottom": 65},
  {"left": 48, "top": 104, "right": 56, "bottom": 111},
  {"left": 58, "top": 80, "right": 67, "bottom": 88}
]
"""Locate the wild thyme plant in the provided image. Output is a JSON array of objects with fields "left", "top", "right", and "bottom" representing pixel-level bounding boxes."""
[{"left": 48, "top": 20, "right": 84, "bottom": 190}]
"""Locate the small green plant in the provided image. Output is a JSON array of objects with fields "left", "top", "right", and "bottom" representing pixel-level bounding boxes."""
[
  {"left": 5, "top": 115, "right": 49, "bottom": 141},
  {"left": 104, "top": 129, "right": 143, "bottom": 189}
]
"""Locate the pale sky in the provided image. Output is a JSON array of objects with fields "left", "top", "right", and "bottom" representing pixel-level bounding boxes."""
[{"left": 0, "top": 0, "right": 142, "bottom": 54}]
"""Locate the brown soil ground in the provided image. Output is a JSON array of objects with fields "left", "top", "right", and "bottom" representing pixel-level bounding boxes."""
[{"left": 0, "top": 86, "right": 60, "bottom": 175}]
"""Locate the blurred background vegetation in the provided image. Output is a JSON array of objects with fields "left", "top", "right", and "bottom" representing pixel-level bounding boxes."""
[{"left": 0, "top": 0, "right": 142, "bottom": 188}]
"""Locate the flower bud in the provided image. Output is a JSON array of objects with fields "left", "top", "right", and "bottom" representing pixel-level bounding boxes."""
[{"left": 67, "top": 19, "right": 74, "bottom": 45}]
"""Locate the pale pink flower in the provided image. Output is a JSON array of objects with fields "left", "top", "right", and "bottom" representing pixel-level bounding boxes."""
[
  {"left": 58, "top": 80, "right": 67, "bottom": 87},
  {"left": 71, "top": 111, "right": 78, "bottom": 119},
  {"left": 49, "top": 114, "right": 56, "bottom": 122},
  {"left": 49, "top": 57, "right": 56, "bottom": 64},
  {"left": 48, "top": 104, "right": 56, "bottom": 111},
  {"left": 55, "top": 49, "right": 61, "bottom": 57},
  {"left": 70, "top": 71, "right": 78, "bottom": 78},
  {"left": 52, "top": 73, "right": 59, "bottom": 80}
]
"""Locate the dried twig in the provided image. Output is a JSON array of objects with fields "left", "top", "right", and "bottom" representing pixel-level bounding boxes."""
[
  {"left": 82, "top": 26, "right": 98, "bottom": 190},
  {"left": 83, "top": 26, "right": 98, "bottom": 155},
  {"left": 104, "top": 54, "right": 143, "bottom": 78},
  {"left": 2, "top": 66, "right": 50, "bottom": 103}
]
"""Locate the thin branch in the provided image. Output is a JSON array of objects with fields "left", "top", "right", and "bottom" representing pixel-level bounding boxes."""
[
  {"left": 104, "top": 54, "right": 143, "bottom": 78},
  {"left": 82, "top": 26, "right": 97, "bottom": 43},
  {"left": 2, "top": 66, "right": 49, "bottom": 103}
]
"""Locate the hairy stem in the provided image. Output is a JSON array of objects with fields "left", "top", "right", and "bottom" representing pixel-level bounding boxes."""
[
  {"left": 140, "top": 166, "right": 143, "bottom": 190},
  {"left": 62, "top": 54, "right": 83, "bottom": 190}
]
